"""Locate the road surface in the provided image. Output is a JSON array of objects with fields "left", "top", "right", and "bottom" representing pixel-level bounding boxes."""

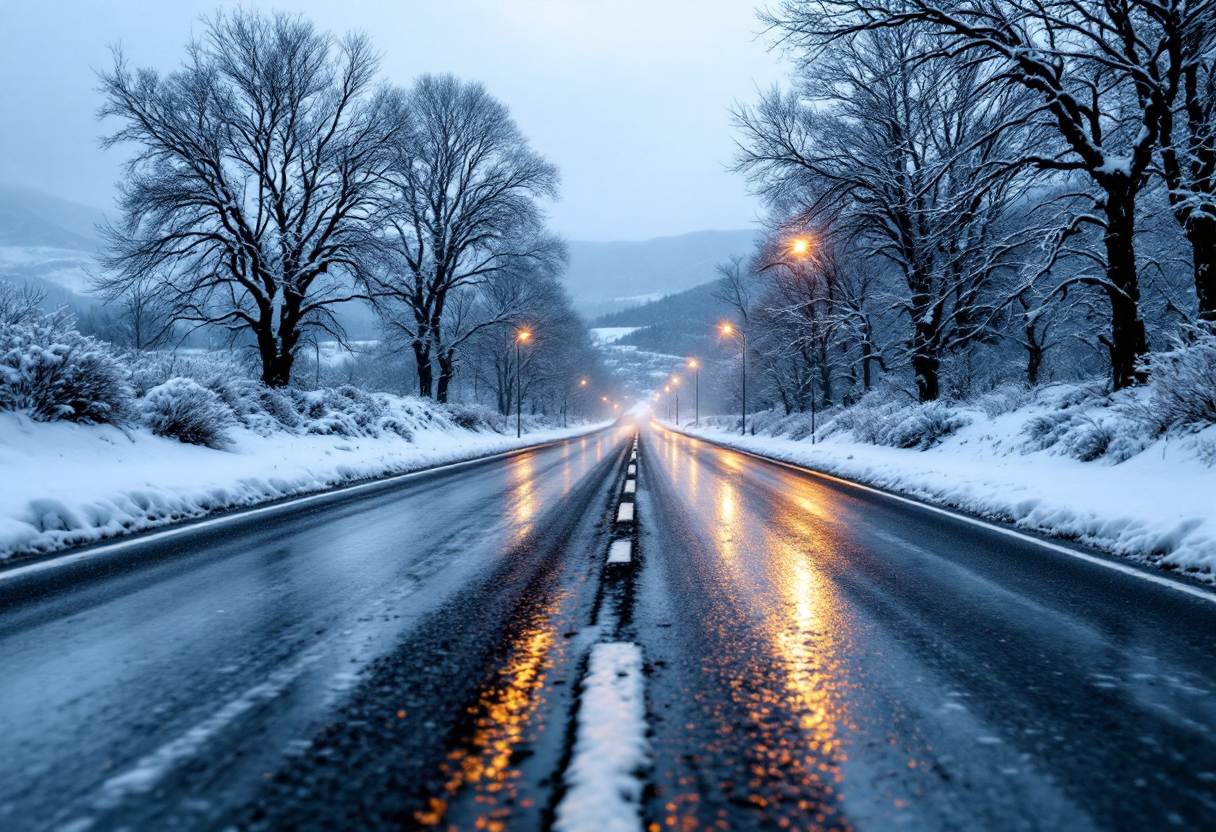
[{"left": 1, "top": 419, "right": 1213, "bottom": 831}]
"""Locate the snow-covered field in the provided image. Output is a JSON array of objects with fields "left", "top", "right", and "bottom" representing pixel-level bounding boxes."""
[
  {"left": 0, "top": 409, "right": 599, "bottom": 562},
  {"left": 668, "top": 386, "right": 1216, "bottom": 583}
]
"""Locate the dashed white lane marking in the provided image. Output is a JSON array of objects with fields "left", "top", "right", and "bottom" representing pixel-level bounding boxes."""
[
  {"left": 616, "top": 503, "right": 635, "bottom": 523},
  {"left": 554, "top": 642, "right": 648, "bottom": 832},
  {"left": 627, "top": 464, "right": 636, "bottom": 475},
  {"left": 607, "top": 540, "right": 633, "bottom": 564},
  {"left": 623, "top": 480, "right": 636, "bottom": 494}
]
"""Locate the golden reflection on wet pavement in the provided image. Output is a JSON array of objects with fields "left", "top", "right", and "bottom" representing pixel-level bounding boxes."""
[
  {"left": 415, "top": 592, "right": 568, "bottom": 831},
  {"left": 650, "top": 427, "right": 855, "bottom": 831},
  {"left": 508, "top": 455, "right": 537, "bottom": 542}
]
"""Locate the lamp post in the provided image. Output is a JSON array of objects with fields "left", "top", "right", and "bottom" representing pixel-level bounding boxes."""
[
  {"left": 721, "top": 323, "right": 746, "bottom": 435},
  {"left": 515, "top": 328, "right": 531, "bottom": 438},
  {"left": 687, "top": 359, "right": 699, "bottom": 424},
  {"left": 670, "top": 376, "right": 681, "bottom": 425}
]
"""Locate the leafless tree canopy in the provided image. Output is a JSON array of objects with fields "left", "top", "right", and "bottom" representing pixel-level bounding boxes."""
[
  {"left": 372, "top": 74, "right": 565, "bottom": 402},
  {"left": 735, "top": 27, "right": 1038, "bottom": 400},
  {"left": 95, "top": 10, "right": 401, "bottom": 387},
  {"left": 760, "top": 0, "right": 1216, "bottom": 390}
]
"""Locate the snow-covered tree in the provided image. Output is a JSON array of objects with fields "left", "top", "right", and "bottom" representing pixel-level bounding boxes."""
[{"left": 96, "top": 11, "right": 400, "bottom": 387}]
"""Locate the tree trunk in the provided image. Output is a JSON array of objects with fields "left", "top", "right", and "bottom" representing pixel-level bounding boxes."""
[
  {"left": 1186, "top": 213, "right": 1216, "bottom": 321},
  {"left": 1025, "top": 332, "right": 1043, "bottom": 387},
  {"left": 436, "top": 349, "right": 456, "bottom": 403},
  {"left": 1102, "top": 188, "right": 1148, "bottom": 389},
  {"left": 911, "top": 288, "right": 940, "bottom": 402},
  {"left": 912, "top": 350, "right": 940, "bottom": 402},
  {"left": 413, "top": 340, "right": 434, "bottom": 398}
]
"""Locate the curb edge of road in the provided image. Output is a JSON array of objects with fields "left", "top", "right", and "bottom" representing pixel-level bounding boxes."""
[
  {"left": 657, "top": 421, "right": 1216, "bottom": 605},
  {"left": 0, "top": 424, "right": 616, "bottom": 585}
]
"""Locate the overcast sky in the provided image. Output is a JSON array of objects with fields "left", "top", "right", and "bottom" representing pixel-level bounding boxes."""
[{"left": 0, "top": 0, "right": 787, "bottom": 241}]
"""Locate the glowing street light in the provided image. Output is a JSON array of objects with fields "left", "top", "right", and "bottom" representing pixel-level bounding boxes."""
[
  {"left": 687, "top": 359, "right": 699, "bottom": 424},
  {"left": 670, "top": 376, "right": 681, "bottom": 425},
  {"left": 515, "top": 328, "right": 531, "bottom": 438},
  {"left": 721, "top": 323, "right": 747, "bottom": 435},
  {"left": 790, "top": 237, "right": 811, "bottom": 257}
]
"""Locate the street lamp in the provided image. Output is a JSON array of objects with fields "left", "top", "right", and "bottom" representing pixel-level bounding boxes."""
[
  {"left": 788, "top": 234, "right": 820, "bottom": 444},
  {"left": 721, "top": 323, "right": 747, "bottom": 435},
  {"left": 687, "top": 359, "right": 699, "bottom": 424},
  {"left": 670, "top": 376, "right": 680, "bottom": 425},
  {"left": 515, "top": 328, "right": 531, "bottom": 438}
]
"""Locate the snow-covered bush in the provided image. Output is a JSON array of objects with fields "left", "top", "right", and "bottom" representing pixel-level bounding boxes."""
[
  {"left": 976, "top": 383, "right": 1032, "bottom": 418},
  {"left": 881, "top": 402, "right": 971, "bottom": 450},
  {"left": 820, "top": 390, "right": 903, "bottom": 444},
  {"left": 140, "top": 378, "right": 235, "bottom": 449},
  {"left": 442, "top": 402, "right": 503, "bottom": 432},
  {"left": 1146, "top": 327, "right": 1216, "bottom": 429},
  {"left": 0, "top": 314, "right": 131, "bottom": 424},
  {"left": 1022, "top": 399, "right": 1155, "bottom": 463}
]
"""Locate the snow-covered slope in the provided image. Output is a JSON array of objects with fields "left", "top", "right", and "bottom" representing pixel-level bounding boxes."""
[
  {"left": 0, "top": 409, "right": 600, "bottom": 562},
  {"left": 670, "top": 385, "right": 1216, "bottom": 583}
]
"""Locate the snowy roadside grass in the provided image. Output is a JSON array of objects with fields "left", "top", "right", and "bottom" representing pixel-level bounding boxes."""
[
  {"left": 0, "top": 408, "right": 600, "bottom": 563},
  {"left": 679, "top": 383, "right": 1216, "bottom": 583}
]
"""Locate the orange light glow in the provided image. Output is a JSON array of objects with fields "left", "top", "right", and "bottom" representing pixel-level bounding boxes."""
[
  {"left": 516, "top": 329, "right": 531, "bottom": 342},
  {"left": 721, "top": 323, "right": 733, "bottom": 335},
  {"left": 688, "top": 359, "right": 698, "bottom": 369},
  {"left": 791, "top": 237, "right": 811, "bottom": 256},
  {"left": 580, "top": 379, "right": 588, "bottom": 386}
]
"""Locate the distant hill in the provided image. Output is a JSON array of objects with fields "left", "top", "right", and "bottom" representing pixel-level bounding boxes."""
[
  {"left": 591, "top": 280, "right": 735, "bottom": 360},
  {"left": 0, "top": 185, "right": 109, "bottom": 305},
  {"left": 0, "top": 184, "right": 106, "bottom": 250},
  {"left": 564, "top": 229, "right": 758, "bottom": 319}
]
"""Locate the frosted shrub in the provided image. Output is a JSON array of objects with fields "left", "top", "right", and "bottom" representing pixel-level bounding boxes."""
[
  {"left": 976, "top": 383, "right": 1032, "bottom": 418},
  {"left": 140, "top": 377, "right": 235, "bottom": 448},
  {"left": 821, "top": 391, "right": 902, "bottom": 443},
  {"left": 443, "top": 402, "right": 501, "bottom": 432},
  {"left": 881, "top": 401, "right": 971, "bottom": 450},
  {"left": 1023, "top": 410, "right": 1076, "bottom": 451},
  {"left": 1147, "top": 327, "right": 1216, "bottom": 429},
  {"left": 0, "top": 315, "right": 131, "bottom": 424},
  {"left": 1057, "top": 417, "right": 1113, "bottom": 462}
]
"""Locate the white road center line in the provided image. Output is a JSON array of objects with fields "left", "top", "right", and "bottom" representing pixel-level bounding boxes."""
[
  {"left": 607, "top": 540, "right": 632, "bottom": 564},
  {"left": 616, "top": 503, "right": 634, "bottom": 523},
  {"left": 627, "top": 464, "right": 636, "bottom": 475},
  {"left": 553, "top": 642, "right": 648, "bottom": 832},
  {"left": 623, "top": 480, "right": 636, "bottom": 494}
]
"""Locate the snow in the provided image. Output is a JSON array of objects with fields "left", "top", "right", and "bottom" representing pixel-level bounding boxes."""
[
  {"left": 590, "top": 327, "right": 640, "bottom": 344},
  {"left": 0, "top": 410, "right": 600, "bottom": 562},
  {"left": 670, "top": 392, "right": 1216, "bottom": 583},
  {"left": 554, "top": 642, "right": 648, "bottom": 832},
  {"left": 607, "top": 539, "right": 633, "bottom": 563}
]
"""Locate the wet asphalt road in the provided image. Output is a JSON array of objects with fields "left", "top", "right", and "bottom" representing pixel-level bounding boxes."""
[{"left": 1, "top": 419, "right": 1214, "bottom": 831}]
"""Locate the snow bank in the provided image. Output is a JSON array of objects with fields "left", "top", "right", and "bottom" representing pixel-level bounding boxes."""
[
  {"left": 676, "top": 384, "right": 1216, "bottom": 582},
  {"left": 0, "top": 408, "right": 597, "bottom": 562}
]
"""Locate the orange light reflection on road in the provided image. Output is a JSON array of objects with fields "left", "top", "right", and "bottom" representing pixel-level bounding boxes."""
[
  {"left": 415, "top": 594, "right": 566, "bottom": 831},
  {"left": 650, "top": 424, "right": 854, "bottom": 829},
  {"left": 509, "top": 455, "right": 536, "bottom": 543}
]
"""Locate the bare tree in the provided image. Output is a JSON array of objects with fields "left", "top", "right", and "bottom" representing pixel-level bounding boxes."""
[
  {"left": 735, "top": 26, "right": 1036, "bottom": 400},
  {"left": 96, "top": 10, "right": 399, "bottom": 386},
  {"left": 374, "top": 74, "right": 563, "bottom": 402},
  {"left": 770, "top": 0, "right": 1216, "bottom": 383}
]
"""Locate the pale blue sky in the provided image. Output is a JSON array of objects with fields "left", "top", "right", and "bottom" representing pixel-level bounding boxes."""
[{"left": 0, "top": 0, "right": 786, "bottom": 240}]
